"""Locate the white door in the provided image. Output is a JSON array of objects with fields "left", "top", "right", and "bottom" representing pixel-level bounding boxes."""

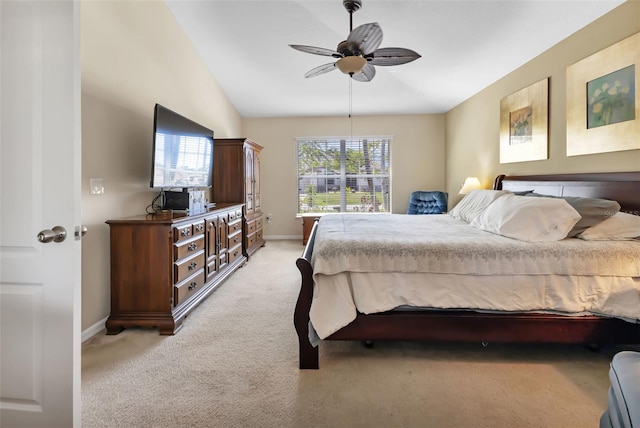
[{"left": 0, "top": 1, "right": 81, "bottom": 427}]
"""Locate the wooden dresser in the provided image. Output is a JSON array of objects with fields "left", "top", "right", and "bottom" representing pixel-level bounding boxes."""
[
  {"left": 105, "top": 203, "right": 245, "bottom": 335},
  {"left": 214, "top": 138, "right": 265, "bottom": 257}
]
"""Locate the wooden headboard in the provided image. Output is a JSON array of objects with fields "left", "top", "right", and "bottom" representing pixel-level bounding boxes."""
[{"left": 494, "top": 172, "right": 640, "bottom": 216}]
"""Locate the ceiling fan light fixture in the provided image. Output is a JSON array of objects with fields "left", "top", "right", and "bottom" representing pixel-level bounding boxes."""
[
  {"left": 336, "top": 56, "right": 367, "bottom": 75},
  {"left": 289, "top": 1, "right": 420, "bottom": 82}
]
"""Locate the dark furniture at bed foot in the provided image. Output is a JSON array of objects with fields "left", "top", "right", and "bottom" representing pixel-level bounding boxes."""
[{"left": 301, "top": 214, "right": 322, "bottom": 245}]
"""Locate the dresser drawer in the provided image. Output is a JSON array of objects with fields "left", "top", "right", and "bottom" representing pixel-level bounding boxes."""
[
  {"left": 228, "top": 230, "right": 242, "bottom": 248},
  {"left": 246, "top": 218, "right": 256, "bottom": 234},
  {"left": 247, "top": 231, "right": 256, "bottom": 248},
  {"left": 173, "top": 220, "right": 205, "bottom": 243},
  {"left": 174, "top": 236, "right": 205, "bottom": 262},
  {"left": 174, "top": 224, "right": 193, "bottom": 242},
  {"left": 256, "top": 216, "right": 263, "bottom": 230},
  {"left": 174, "top": 251, "right": 205, "bottom": 284},
  {"left": 193, "top": 221, "right": 206, "bottom": 235},
  {"left": 228, "top": 218, "right": 242, "bottom": 234},
  {"left": 228, "top": 209, "right": 242, "bottom": 221},
  {"left": 228, "top": 244, "right": 242, "bottom": 264},
  {"left": 174, "top": 270, "right": 205, "bottom": 306}
]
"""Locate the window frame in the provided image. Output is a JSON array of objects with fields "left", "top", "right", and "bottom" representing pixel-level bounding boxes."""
[{"left": 296, "top": 136, "right": 392, "bottom": 216}]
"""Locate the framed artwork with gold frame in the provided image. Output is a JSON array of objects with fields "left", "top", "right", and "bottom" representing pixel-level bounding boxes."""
[
  {"left": 566, "top": 32, "right": 639, "bottom": 156},
  {"left": 500, "top": 77, "right": 549, "bottom": 164}
]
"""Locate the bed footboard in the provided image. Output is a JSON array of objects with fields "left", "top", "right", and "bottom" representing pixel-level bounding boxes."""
[{"left": 294, "top": 219, "right": 320, "bottom": 369}]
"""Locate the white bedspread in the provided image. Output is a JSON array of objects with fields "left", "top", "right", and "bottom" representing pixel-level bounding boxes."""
[{"left": 309, "top": 214, "right": 640, "bottom": 339}]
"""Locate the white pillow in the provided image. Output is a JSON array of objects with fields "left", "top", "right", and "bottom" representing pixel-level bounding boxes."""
[
  {"left": 470, "top": 194, "right": 581, "bottom": 242},
  {"left": 578, "top": 212, "right": 640, "bottom": 241},
  {"left": 448, "top": 190, "right": 512, "bottom": 223}
]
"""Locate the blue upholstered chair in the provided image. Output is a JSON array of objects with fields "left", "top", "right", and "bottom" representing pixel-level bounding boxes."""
[{"left": 407, "top": 191, "right": 448, "bottom": 214}]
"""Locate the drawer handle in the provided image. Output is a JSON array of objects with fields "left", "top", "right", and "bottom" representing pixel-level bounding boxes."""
[
  {"left": 181, "top": 229, "right": 191, "bottom": 237},
  {"left": 234, "top": 250, "right": 239, "bottom": 256},
  {"left": 195, "top": 224, "right": 204, "bottom": 232},
  {"left": 188, "top": 242, "right": 198, "bottom": 251},
  {"left": 188, "top": 262, "right": 198, "bottom": 271},
  {"left": 234, "top": 225, "right": 239, "bottom": 230},
  {"left": 188, "top": 282, "right": 198, "bottom": 291}
]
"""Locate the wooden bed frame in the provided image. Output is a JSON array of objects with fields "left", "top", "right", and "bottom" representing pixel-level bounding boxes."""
[{"left": 294, "top": 172, "right": 640, "bottom": 369}]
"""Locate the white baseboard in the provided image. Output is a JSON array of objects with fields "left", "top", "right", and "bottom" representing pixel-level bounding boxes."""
[
  {"left": 263, "top": 235, "right": 302, "bottom": 241},
  {"left": 82, "top": 316, "right": 108, "bottom": 342}
]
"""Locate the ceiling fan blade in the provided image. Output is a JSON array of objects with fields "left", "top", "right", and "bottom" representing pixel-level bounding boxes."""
[
  {"left": 368, "top": 47, "right": 422, "bottom": 66},
  {"left": 346, "top": 22, "right": 383, "bottom": 56},
  {"left": 289, "top": 45, "right": 342, "bottom": 58},
  {"left": 304, "top": 62, "right": 337, "bottom": 78},
  {"left": 351, "top": 63, "right": 376, "bottom": 82}
]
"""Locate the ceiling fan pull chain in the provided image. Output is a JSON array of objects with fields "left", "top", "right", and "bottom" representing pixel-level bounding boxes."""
[{"left": 349, "top": 79, "right": 353, "bottom": 119}]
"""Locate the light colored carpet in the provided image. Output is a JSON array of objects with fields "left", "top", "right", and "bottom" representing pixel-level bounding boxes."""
[{"left": 83, "top": 240, "right": 626, "bottom": 428}]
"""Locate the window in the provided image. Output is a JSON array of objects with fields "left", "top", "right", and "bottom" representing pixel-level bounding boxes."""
[{"left": 296, "top": 137, "right": 391, "bottom": 214}]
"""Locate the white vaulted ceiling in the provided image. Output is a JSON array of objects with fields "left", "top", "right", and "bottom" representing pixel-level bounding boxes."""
[{"left": 165, "top": 0, "right": 624, "bottom": 118}]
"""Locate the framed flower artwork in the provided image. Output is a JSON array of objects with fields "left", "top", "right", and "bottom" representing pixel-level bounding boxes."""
[
  {"left": 567, "top": 32, "right": 640, "bottom": 156},
  {"left": 500, "top": 78, "right": 549, "bottom": 164}
]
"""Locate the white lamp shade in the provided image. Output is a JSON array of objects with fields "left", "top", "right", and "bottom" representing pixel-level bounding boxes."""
[
  {"left": 459, "top": 176, "right": 482, "bottom": 194},
  {"left": 336, "top": 56, "right": 367, "bottom": 74}
]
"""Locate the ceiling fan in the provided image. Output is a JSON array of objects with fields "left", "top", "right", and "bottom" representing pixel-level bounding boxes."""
[{"left": 289, "top": 0, "right": 421, "bottom": 82}]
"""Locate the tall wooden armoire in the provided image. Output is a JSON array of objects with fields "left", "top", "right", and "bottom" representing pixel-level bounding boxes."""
[{"left": 213, "top": 138, "right": 265, "bottom": 257}]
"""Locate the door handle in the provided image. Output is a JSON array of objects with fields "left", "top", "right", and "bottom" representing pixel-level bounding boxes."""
[
  {"left": 37, "top": 226, "right": 67, "bottom": 243},
  {"left": 75, "top": 225, "right": 88, "bottom": 240}
]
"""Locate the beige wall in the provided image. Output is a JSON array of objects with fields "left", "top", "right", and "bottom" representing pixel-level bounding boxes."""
[
  {"left": 80, "top": 0, "right": 639, "bottom": 334},
  {"left": 242, "top": 114, "right": 445, "bottom": 237},
  {"left": 81, "top": 1, "right": 242, "bottom": 331},
  {"left": 445, "top": 0, "right": 640, "bottom": 207}
]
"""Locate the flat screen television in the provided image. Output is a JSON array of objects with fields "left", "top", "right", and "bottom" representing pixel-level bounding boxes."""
[{"left": 150, "top": 103, "right": 214, "bottom": 189}]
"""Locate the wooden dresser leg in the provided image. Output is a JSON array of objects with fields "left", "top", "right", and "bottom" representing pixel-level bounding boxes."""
[{"left": 105, "top": 318, "right": 124, "bottom": 335}]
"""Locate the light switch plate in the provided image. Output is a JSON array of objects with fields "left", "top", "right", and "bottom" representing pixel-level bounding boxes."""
[{"left": 90, "top": 178, "right": 104, "bottom": 195}]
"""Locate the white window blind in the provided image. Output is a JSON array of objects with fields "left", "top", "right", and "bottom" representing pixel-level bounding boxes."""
[{"left": 296, "top": 137, "right": 391, "bottom": 214}]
